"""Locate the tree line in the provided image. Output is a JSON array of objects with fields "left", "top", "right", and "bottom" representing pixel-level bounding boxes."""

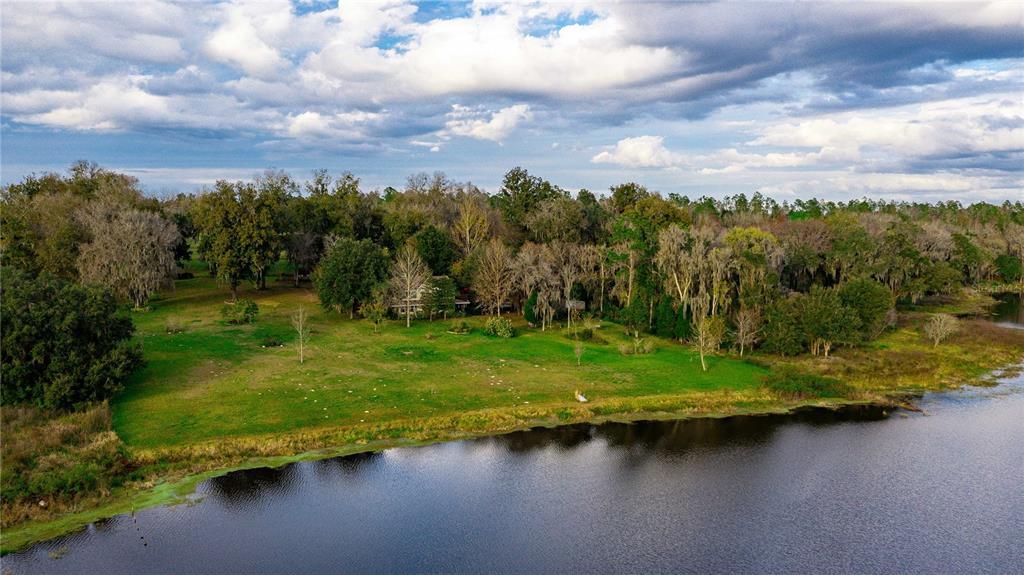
[{"left": 3, "top": 161, "right": 1024, "bottom": 406}]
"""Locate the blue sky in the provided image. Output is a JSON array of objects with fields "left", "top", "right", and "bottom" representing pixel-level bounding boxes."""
[{"left": 1, "top": 0, "right": 1022, "bottom": 201}]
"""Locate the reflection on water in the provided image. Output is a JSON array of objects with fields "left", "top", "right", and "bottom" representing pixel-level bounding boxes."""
[
  {"left": 7, "top": 371, "right": 1023, "bottom": 575},
  {"left": 992, "top": 292, "right": 1023, "bottom": 327}
]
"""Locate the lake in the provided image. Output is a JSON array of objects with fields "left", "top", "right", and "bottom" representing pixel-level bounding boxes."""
[
  {"left": 993, "top": 291, "right": 1023, "bottom": 328},
  {"left": 4, "top": 296, "right": 1023, "bottom": 574}
]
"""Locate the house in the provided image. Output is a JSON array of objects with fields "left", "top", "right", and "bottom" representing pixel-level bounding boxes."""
[{"left": 390, "top": 276, "right": 470, "bottom": 316}]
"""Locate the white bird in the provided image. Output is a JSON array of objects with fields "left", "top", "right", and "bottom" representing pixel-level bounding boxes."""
[{"left": 575, "top": 390, "right": 588, "bottom": 403}]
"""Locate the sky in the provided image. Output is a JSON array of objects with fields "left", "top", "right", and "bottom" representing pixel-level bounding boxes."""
[{"left": 1, "top": 0, "right": 1022, "bottom": 202}]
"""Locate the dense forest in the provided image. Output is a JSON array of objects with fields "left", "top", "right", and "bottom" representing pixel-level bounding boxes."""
[{"left": 2, "top": 161, "right": 1024, "bottom": 407}]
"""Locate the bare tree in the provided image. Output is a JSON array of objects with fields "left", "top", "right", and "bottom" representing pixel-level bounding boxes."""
[
  {"left": 550, "top": 241, "right": 582, "bottom": 328},
  {"left": 692, "top": 309, "right": 726, "bottom": 372},
  {"left": 512, "top": 242, "right": 544, "bottom": 314},
  {"left": 924, "top": 314, "right": 959, "bottom": 347},
  {"left": 292, "top": 306, "right": 311, "bottom": 363},
  {"left": 473, "top": 239, "right": 514, "bottom": 316},
  {"left": 390, "top": 244, "right": 431, "bottom": 327},
  {"left": 452, "top": 196, "right": 490, "bottom": 257},
  {"left": 77, "top": 203, "right": 179, "bottom": 308},
  {"left": 734, "top": 307, "right": 762, "bottom": 356}
]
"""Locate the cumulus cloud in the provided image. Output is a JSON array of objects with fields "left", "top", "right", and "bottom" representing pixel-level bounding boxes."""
[
  {"left": 285, "top": 110, "right": 383, "bottom": 140},
  {"left": 2, "top": 1, "right": 1022, "bottom": 199},
  {"left": 591, "top": 136, "right": 684, "bottom": 168},
  {"left": 444, "top": 104, "right": 532, "bottom": 142}
]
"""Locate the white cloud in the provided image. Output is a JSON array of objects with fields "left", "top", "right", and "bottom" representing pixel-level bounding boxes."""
[
  {"left": 750, "top": 93, "right": 1024, "bottom": 162},
  {"left": 591, "top": 136, "right": 684, "bottom": 168},
  {"left": 285, "top": 110, "right": 382, "bottom": 140},
  {"left": 444, "top": 104, "right": 532, "bottom": 142}
]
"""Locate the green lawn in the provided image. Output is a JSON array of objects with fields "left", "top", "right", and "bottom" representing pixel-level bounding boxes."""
[{"left": 114, "top": 273, "right": 766, "bottom": 449}]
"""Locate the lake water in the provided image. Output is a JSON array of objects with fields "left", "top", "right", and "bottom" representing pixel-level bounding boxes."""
[
  {"left": 4, "top": 297, "right": 1023, "bottom": 574},
  {"left": 993, "top": 291, "right": 1023, "bottom": 328}
]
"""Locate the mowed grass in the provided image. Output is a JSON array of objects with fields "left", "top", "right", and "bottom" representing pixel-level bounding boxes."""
[{"left": 114, "top": 273, "right": 766, "bottom": 449}]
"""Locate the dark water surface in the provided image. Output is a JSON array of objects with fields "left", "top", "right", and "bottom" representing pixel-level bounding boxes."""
[
  {"left": 993, "top": 292, "right": 1023, "bottom": 328},
  {"left": 5, "top": 302, "right": 1023, "bottom": 574}
]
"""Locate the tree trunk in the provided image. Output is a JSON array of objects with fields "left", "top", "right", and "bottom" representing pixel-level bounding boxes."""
[{"left": 626, "top": 252, "right": 634, "bottom": 306}]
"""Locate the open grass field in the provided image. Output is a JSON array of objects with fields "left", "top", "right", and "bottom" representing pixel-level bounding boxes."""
[{"left": 116, "top": 270, "right": 767, "bottom": 450}]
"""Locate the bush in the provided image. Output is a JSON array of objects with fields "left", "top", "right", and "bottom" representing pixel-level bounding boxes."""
[
  {"left": 484, "top": 317, "right": 516, "bottom": 338},
  {"left": 618, "top": 337, "right": 654, "bottom": 355},
  {"left": 165, "top": 317, "right": 186, "bottom": 334},
  {"left": 1, "top": 268, "right": 143, "bottom": 410},
  {"left": 524, "top": 290, "right": 538, "bottom": 325},
  {"left": 221, "top": 298, "right": 259, "bottom": 324},
  {"left": 763, "top": 368, "right": 851, "bottom": 399},
  {"left": 260, "top": 337, "right": 283, "bottom": 348},
  {"left": 448, "top": 319, "right": 471, "bottom": 334}
]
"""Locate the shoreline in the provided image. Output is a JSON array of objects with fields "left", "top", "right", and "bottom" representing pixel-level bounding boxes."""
[
  {"left": 4, "top": 293, "right": 1022, "bottom": 556},
  {"left": 0, "top": 382, "right": 981, "bottom": 555}
]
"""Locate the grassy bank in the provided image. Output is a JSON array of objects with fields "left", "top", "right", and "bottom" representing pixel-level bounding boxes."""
[{"left": 2, "top": 276, "right": 1022, "bottom": 554}]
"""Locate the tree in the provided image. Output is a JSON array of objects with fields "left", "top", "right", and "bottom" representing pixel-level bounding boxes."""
[
  {"left": 1, "top": 269, "right": 143, "bottom": 409},
  {"left": 692, "top": 313, "right": 726, "bottom": 372},
  {"left": 734, "top": 307, "right": 762, "bottom": 356},
  {"left": 415, "top": 225, "right": 456, "bottom": 275},
  {"left": 574, "top": 340, "right": 584, "bottom": 366},
  {"left": 524, "top": 290, "right": 539, "bottom": 325},
  {"left": 451, "top": 196, "right": 490, "bottom": 257},
  {"left": 77, "top": 203, "right": 180, "bottom": 308},
  {"left": 609, "top": 182, "right": 649, "bottom": 214},
  {"left": 550, "top": 241, "right": 582, "bottom": 328},
  {"left": 762, "top": 296, "right": 805, "bottom": 356},
  {"left": 801, "top": 285, "right": 860, "bottom": 357},
  {"left": 390, "top": 244, "right": 431, "bottom": 327},
  {"left": 474, "top": 239, "right": 514, "bottom": 316},
  {"left": 314, "top": 237, "right": 389, "bottom": 317},
  {"left": 360, "top": 292, "right": 388, "bottom": 334},
  {"left": 838, "top": 278, "right": 893, "bottom": 340},
  {"left": 654, "top": 297, "right": 676, "bottom": 338},
  {"left": 525, "top": 196, "right": 584, "bottom": 243},
  {"left": 923, "top": 314, "right": 959, "bottom": 347},
  {"left": 192, "top": 181, "right": 252, "bottom": 300},
  {"left": 292, "top": 306, "right": 311, "bottom": 363},
  {"left": 494, "top": 167, "right": 564, "bottom": 237},
  {"left": 422, "top": 276, "right": 457, "bottom": 321},
  {"left": 247, "top": 171, "right": 293, "bottom": 289}
]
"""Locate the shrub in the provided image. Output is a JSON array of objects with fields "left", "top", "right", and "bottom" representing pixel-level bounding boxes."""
[
  {"left": 923, "top": 313, "right": 959, "bottom": 347},
  {"left": 260, "top": 337, "right": 283, "bottom": 348},
  {"left": 484, "top": 317, "right": 516, "bottom": 338},
  {"left": 763, "top": 368, "right": 851, "bottom": 399},
  {"left": 524, "top": 290, "right": 538, "bottom": 325},
  {"left": 448, "top": 319, "right": 471, "bottom": 334},
  {"left": 618, "top": 337, "right": 654, "bottom": 355},
  {"left": 165, "top": 317, "right": 186, "bottom": 334},
  {"left": 221, "top": 298, "right": 259, "bottom": 324}
]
